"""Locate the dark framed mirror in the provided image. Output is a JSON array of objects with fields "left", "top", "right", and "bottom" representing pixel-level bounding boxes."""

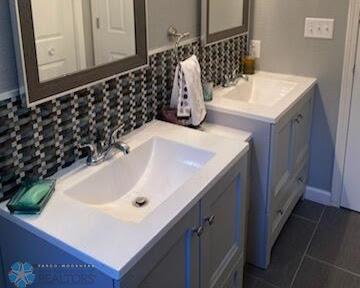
[
  {"left": 201, "top": 0, "right": 249, "bottom": 45},
  {"left": 10, "top": 0, "right": 148, "bottom": 106}
]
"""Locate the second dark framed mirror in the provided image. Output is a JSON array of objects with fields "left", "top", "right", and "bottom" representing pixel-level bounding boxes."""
[{"left": 201, "top": 0, "right": 249, "bottom": 45}]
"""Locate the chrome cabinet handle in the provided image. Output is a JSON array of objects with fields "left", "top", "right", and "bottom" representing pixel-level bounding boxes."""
[
  {"left": 298, "top": 177, "right": 305, "bottom": 184},
  {"left": 193, "top": 226, "right": 204, "bottom": 237},
  {"left": 295, "top": 113, "right": 304, "bottom": 124},
  {"left": 204, "top": 215, "right": 216, "bottom": 226}
]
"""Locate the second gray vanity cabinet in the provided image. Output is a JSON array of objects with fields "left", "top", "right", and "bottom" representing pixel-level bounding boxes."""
[
  {"left": 268, "top": 94, "right": 314, "bottom": 213},
  {"left": 206, "top": 86, "right": 315, "bottom": 269},
  {"left": 266, "top": 92, "right": 314, "bottom": 264}
]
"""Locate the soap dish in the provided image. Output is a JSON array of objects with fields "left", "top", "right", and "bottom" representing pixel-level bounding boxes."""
[{"left": 7, "top": 179, "right": 56, "bottom": 215}]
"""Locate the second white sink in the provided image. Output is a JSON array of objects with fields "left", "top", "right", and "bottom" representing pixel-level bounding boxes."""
[
  {"left": 222, "top": 75, "right": 297, "bottom": 107},
  {"left": 63, "top": 137, "right": 214, "bottom": 223},
  {"left": 207, "top": 71, "right": 317, "bottom": 123}
]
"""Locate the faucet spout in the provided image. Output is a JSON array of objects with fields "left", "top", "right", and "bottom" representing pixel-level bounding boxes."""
[
  {"left": 222, "top": 69, "right": 249, "bottom": 87},
  {"left": 79, "top": 124, "right": 130, "bottom": 166},
  {"left": 115, "top": 142, "right": 130, "bottom": 155}
]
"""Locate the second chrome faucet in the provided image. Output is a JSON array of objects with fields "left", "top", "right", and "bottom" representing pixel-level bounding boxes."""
[
  {"left": 223, "top": 69, "right": 249, "bottom": 88},
  {"left": 79, "top": 125, "right": 130, "bottom": 166}
]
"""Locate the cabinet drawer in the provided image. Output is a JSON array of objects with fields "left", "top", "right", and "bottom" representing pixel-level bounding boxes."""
[
  {"left": 270, "top": 163, "right": 308, "bottom": 246},
  {"left": 271, "top": 157, "right": 308, "bottom": 215}
]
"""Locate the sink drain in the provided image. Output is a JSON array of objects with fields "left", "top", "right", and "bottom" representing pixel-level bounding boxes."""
[{"left": 133, "top": 197, "right": 149, "bottom": 208}]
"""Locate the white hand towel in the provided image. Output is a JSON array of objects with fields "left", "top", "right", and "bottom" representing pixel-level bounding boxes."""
[{"left": 171, "top": 55, "right": 207, "bottom": 127}]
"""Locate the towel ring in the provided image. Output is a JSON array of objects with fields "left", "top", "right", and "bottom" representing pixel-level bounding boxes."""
[{"left": 168, "top": 26, "right": 192, "bottom": 63}]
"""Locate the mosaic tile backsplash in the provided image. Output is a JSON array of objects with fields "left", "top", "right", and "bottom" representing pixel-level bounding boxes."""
[{"left": 0, "top": 34, "right": 248, "bottom": 201}]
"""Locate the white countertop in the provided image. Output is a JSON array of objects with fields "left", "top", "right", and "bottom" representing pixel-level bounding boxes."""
[
  {"left": 206, "top": 71, "right": 317, "bottom": 123},
  {"left": 200, "top": 122, "right": 252, "bottom": 143},
  {"left": 0, "top": 120, "right": 249, "bottom": 280}
]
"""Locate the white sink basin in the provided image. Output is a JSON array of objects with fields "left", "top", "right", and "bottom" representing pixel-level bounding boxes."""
[
  {"left": 206, "top": 72, "right": 317, "bottom": 123},
  {"left": 63, "top": 137, "right": 214, "bottom": 223},
  {"left": 222, "top": 76, "right": 297, "bottom": 107}
]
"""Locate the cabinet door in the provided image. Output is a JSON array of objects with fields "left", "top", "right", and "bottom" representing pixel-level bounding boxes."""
[
  {"left": 121, "top": 205, "right": 200, "bottom": 288},
  {"left": 200, "top": 157, "right": 248, "bottom": 288},
  {"left": 138, "top": 229, "right": 199, "bottom": 288},
  {"left": 292, "top": 99, "right": 313, "bottom": 170},
  {"left": 268, "top": 119, "right": 293, "bottom": 209}
]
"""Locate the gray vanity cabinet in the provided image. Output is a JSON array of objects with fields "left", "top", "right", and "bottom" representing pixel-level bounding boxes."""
[
  {"left": 0, "top": 154, "right": 249, "bottom": 288},
  {"left": 122, "top": 154, "right": 249, "bottom": 288},
  {"left": 267, "top": 95, "right": 313, "bottom": 251},
  {"left": 206, "top": 87, "right": 315, "bottom": 269}
]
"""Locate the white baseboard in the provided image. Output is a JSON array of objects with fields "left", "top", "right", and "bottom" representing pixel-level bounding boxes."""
[
  {"left": 0, "top": 89, "right": 19, "bottom": 101},
  {"left": 304, "top": 186, "right": 332, "bottom": 206}
]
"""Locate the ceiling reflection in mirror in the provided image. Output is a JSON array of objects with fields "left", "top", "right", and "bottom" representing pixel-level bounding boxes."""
[{"left": 31, "top": 0, "right": 136, "bottom": 82}]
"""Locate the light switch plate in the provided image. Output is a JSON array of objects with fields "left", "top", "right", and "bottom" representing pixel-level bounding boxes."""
[
  {"left": 304, "top": 18, "right": 335, "bottom": 39},
  {"left": 250, "top": 40, "right": 261, "bottom": 58}
]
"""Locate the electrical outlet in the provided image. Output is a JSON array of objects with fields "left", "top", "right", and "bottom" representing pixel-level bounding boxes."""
[
  {"left": 250, "top": 40, "right": 261, "bottom": 58},
  {"left": 304, "top": 18, "right": 335, "bottom": 39}
]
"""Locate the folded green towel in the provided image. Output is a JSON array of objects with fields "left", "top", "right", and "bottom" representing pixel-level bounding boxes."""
[{"left": 7, "top": 180, "right": 56, "bottom": 214}]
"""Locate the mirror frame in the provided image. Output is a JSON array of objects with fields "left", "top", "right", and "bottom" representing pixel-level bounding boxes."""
[
  {"left": 10, "top": 0, "right": 148, "bottom": 106},
  {"left": 201, "top": 0, "right": 249, "bottom": 45}
]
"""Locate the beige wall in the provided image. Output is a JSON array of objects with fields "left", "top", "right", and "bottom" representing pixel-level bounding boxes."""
[{"left": 251, "top": 0, "right": 350, "bottom": 192}]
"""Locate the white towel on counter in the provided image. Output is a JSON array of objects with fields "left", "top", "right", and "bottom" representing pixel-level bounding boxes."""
[{"left": 171, "top": 55, "right": 207, "bottom": 127}]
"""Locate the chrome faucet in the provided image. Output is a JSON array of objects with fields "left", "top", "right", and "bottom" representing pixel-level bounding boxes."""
[
  {"left": 223, "top": 69, "right": 249, "bottom": 87},
  {"left": 79, "top": 125, "right": 130, "bottom": 166}
]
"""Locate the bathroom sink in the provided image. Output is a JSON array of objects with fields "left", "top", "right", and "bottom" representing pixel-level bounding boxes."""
[
  {"left": 206, "top": 72, "right": 317, "bottom": 123},
  {"left": 0, "top": 120, "right": 249, "bottom": 279},
  {"left": 63, "top": 137, "right": 214, "bottom": 223},
  {"left": 220, "top": 75, "right": 297, "bottom": 107}
]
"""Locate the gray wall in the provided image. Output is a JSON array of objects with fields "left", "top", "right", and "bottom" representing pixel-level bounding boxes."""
[
  {"left": 251, "top": 0, "right": 349, "bottom": 192},
  {"left": 0, "top": 0, "right": 201, "bottom": 94},
  {"left": 0, "top": 0, "right": 349, "bottom": 193}
]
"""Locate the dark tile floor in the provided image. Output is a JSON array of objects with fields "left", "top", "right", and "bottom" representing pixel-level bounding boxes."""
[{"left": 244, "top": 200, "right": 360, "bottom": 288}]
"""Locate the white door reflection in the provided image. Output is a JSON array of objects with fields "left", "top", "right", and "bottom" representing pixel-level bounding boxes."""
[{"left": 31, "top": 0, "right": 136, "bottom": 82}]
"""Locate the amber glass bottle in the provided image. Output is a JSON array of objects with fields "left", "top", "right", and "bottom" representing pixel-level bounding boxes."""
[{"left": 243, "top": 56, "right": 256, "bottom": 75}]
